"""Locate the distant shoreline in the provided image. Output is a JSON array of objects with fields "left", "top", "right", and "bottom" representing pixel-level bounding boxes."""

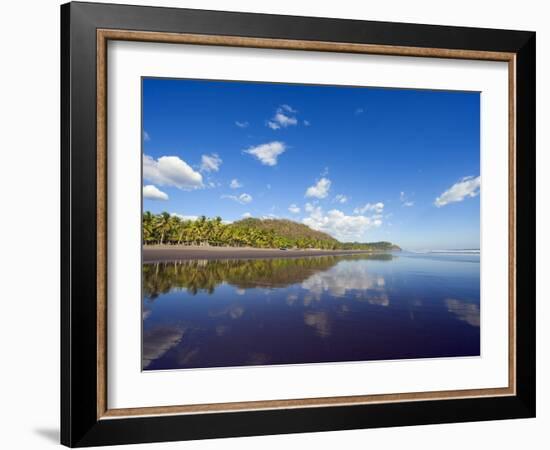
[{"left": 142, "top": 245, "right": 382, "bottom": 263}]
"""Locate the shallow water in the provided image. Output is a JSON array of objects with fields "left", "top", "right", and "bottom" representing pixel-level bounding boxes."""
[{"left": 142, "top": 252, "right": 480, "bottom": 370}]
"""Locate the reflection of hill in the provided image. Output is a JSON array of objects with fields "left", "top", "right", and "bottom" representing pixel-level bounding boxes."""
[{"left": 143, "top": 254, "right": 394, "bottom": 298}]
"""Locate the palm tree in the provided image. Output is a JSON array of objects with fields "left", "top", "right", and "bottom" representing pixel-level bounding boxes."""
[{"left": 155, "top": 212, "right": 172, "bottom": 245}]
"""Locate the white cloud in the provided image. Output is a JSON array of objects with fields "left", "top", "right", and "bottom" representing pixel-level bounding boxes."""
[
  {"left": 171, "top": 213, "right": 198, "bottom": 221},
  {"left": 304, "top": 202, "right": 319, "bottom": 214},
  {"left": 288, "top": 204, "right": 301, "bottom": 214},
  {"left": 221, "top": 193, "right": 253, "bottom": 204},
  {"left": 303, "top": 205, "right": 383, "bottom": 241},
  {"left": 303, "top": 120, "right": 310, "bottom": 126},
  {"left": 229, "top": 178, "right": 243, "bottom": 189},
  {"left": 305, "top": 177, "right": 331, "bottom": 199},
  {"left": 200, "top": 153, "right": 222, "bottom": 172},
  {"left": 244, "top": 141, "right": 286, "bottom": 166},
  {"left": 143, "top": 130, "right": 151, "bottom": 142},
  {"left": 143, "top": 154, "right": 203, "bottom": 190},
  {"left": 280, "top": 104, "right": 297, "bottom": 113},
  {"left": 435, "top": 176, "right": 481, "bottom": 207},
  {"left": 242, "top": 212, "right": 252, "bottom": 218},
  {"left": 267, "top": 105, "right": 298, "bottom": 130},
  {"left": 400, "top": 191, "right": 406, "bottom": 202},
  {"left": 334, "top": 194, "right": 348, "bottom": 204},
  {"left": 235, "top": 121, "right": 249, "bottom": 128},
  {"left": 403, "top": 201, "right": 414, "bottom": 207},
  {"left": 353, "top": 202, "right": 384, "bottom": 214},
  {"left": 143, "top": 184, "right": 168, "bottom": 201}
]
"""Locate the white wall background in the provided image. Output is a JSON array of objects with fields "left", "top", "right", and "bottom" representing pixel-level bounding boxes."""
[{"left": 0, "top": 0, "right": 546, "bottom": 448}]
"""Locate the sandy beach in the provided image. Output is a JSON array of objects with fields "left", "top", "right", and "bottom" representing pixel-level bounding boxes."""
[{"left": 143, "top": 246, "right": 376, "bottom": 262}]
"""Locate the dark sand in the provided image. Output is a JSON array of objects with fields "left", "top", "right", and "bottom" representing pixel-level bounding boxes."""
[{"left": 143, "top": 246, "right": 375, "bottom": 263}]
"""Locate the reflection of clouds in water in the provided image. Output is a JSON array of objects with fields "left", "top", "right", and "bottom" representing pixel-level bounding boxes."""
[
  {"left": 365, "top": 293, "right": 389, "bottom": 306},
  {"left": 303, "top": 294, "right": 315, "bottom": 306},
  {"left": 354, "top": 291, "right": 389, "bottom": 306},
  {"left": 445, "top": 298, "right": 480, "bottom": 327},
  {"left": 209, "top": 303, "right": 245, "bottom": 319},
  {"left": 286, "top": 293, "right": 299, "bottom": 305},
  {"left": 338, "top": 303, "right": 350, "bottom": 314},
  {"left": 302, "top": 262, "right": 388, "bottom": 305},
  {"left": 178, "top": 347, "right": 200, "bottom": 366},
  {"left": 235, "top": 288, "right": 246, "bottom": 295},
  {"left": 304, "top": 311, "right": 331, "bottom": 337},
  {"left": 143, "top": 308, "right": 152, "bottom": 320},
  {"left": 229, "top": 305, "right": 244, "bottom": 319},
  {"left": 142, "top": 325, "right": 184, "bottom": 369}
]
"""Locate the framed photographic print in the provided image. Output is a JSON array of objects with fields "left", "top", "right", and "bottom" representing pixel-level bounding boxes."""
[{"left": 61, "top": 2, "right": 536, "bottom": 447}]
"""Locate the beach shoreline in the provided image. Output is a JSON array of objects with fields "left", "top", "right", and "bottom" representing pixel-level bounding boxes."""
[{"left": 142, "top": 245, "right": 382, "bottom": 262}]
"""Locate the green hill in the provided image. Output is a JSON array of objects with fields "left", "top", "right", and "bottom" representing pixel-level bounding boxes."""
[
  {"left": 234, "top": 218, "right": 338, "bottom": 243},
  {"left": 143, "top": 212, "right": 401, "bottom": 251}
]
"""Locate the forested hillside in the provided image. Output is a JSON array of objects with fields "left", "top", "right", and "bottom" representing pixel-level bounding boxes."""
[{"left": 143, "top": 212, "right": 400, "bottom": 251}]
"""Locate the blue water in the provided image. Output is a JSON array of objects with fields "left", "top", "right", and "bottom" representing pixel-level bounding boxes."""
[{"left": 142, "top": 252, "right": 480, "bottom": 370}]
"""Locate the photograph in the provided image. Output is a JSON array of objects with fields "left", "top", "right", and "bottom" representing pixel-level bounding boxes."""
[
  {"left": 141, "top": 78, "right": 481, "bottom": 371},
  {"left": 55, "top": 1, "right": 537, "bottom": 446}
]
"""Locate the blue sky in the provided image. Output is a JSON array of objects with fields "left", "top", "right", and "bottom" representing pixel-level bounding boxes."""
[{"left": 142, "top": 78, "right": 480, "bottom": 251}]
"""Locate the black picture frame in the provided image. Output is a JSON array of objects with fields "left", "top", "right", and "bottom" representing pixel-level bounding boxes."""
[{"left": 61, "top": 1, "right": 535, "bottom": 447}]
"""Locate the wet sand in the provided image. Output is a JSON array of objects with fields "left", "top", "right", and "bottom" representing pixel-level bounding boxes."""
[{"left": 143, "top": 246, "right": 375, "bottom": 262}]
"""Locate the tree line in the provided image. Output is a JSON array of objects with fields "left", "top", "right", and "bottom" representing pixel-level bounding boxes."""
[{"left": 143, "top": 211, "right": 400, "bottom": 251}]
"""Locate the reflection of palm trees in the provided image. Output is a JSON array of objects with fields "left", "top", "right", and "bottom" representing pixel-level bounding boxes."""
[{"left": 143, "top": 254, "right": 393, "bottom": 298}]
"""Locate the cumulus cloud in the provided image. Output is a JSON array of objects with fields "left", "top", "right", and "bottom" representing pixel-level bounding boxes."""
[
  {"left": 222, "top": 193, "right": 253, "bottom": 204},
  {"left": 235, "top": 121, "right": 249, "bottom": 128},
  {"left": 334, "top": 194, "right": 348, "bottom": 204},
  {"left": 305, "top": 177, "right": 331, "bottom": 199},
  {"left": 267, "top": 104, "right": 298, "bottom": 130},
  {"left": 303, "top": 205, "right": 382, "bottom": 241},
  {"left": 353, "top": 202, "right": 384, "bottom": 214},
  {"left": 288, "top": 204, "right": 301, "bottom": 214},
  {"left": 242, "top": 212, "right": 252, "bottom": 218},
  {"left": 244, "top": 141, "right": 286, "bottom": 166},
  {"left": 229, "top": 178, "right": 243, "bottom": 189},
  {"left": 143, "top": 184, "right": 168, "bottom": 201},
  {"left": 200, "top": 153, "right": 222, "bottom": 172},
  {"left": 304, "top": 202, "right": 320, "bottom": 214},
  {"left": 143, "top": 154, "right": 203, "bottom": 190},
  {"left": 435, "top": 176, "right": 481, "bottom": 207}
]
